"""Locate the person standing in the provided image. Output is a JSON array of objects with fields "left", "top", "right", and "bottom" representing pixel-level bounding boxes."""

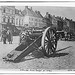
[
  {"left": 64, "top": 31, "right": 68, "bottom": 41},
  {"left": 7, "top": 29, "right": 13, "bottom": 44},
  {"left": 1, "top": 28, "right": 7, "bottom": 44}
]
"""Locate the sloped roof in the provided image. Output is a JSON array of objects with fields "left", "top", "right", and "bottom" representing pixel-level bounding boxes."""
[
  {"left": 22, "top": 7, "right": 35, "bottom": 17},
  {"left": 15, "top": 9, "right": 23, "bottom": 16},
  {"left": 65, "top": 18, "right": 71, "bottom": 21},
  {"left": 22, "top": 6, "right": 43, "bottom": 18},
  {"left": 35, "top": 11, "right": 43, "bottom": 18}
]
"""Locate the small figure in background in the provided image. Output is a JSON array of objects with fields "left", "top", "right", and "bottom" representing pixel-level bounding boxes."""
[
  {"left": 64, "top": 31, "right": 68, "bottom": 41},
  {"left": 1, "top": 28, "right": 7, "bottom": 44},
  {"left": 19, "top": 30, "right": 26, "bottom": 45},
  {"left": 7, "top": 28, "right": 13, "bottom": 44}
]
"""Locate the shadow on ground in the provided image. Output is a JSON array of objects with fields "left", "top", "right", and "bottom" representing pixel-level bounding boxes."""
[
  {"left": 20, "top": 50, "right": 44, "bottom": 63},
  {"left": 56, "top": 46, "right": 72, "bottom": 53},
  {"left": 48, "top": 53, "right": 69, "bottom": 58},
  {"left": 19, "top": 46, "right": 72, "bottom": 63}
]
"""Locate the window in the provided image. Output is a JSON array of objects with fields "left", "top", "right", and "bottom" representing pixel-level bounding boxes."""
[
  {"left": 29, "top": 17, "right": 33, "bottom": 21},
  {"left": 19, "top": 19, "right": 20, "bottom": 25},
  {"left": 8, "top": 9, "right": 10, "bottom": 14},
  {"left": 39, "top": 19, "right": 41, "bottom": 22},
  {"left": 12, "top": 11, "right": 13, "bottom": 14},
  {"left": 6, "top": 18, "right": 8, "bottom": 22},
  {"left": 35, "top": 19, "right": 37, "bottom": 21},
  {"left": 22, "top": 19, "right": 23, "bottom": 25},
  {"left": 10, "top": 18, "right": 12, "bottom": 23},
  {"left": 35, "top": 22, "right": 37, "bottom": 26},
  {"left": 8, "top": 18, "right": 10, "bottom": 23},
  {"left": 32, "top": 18, "right": 33, "bottom": 21},
  {"left": 3, "top": 8, "right": 5, "bottom": 13},
  {"left": 29, "top": 22, "right": 33, "bottom": 25},
  {"left": 10, "top": 10, "right": 12, "bottom": 14},
  {"left": 6, "top": 8, "right": 8, "bottom": 13},
  {"left": 3, "top": 17, "right": 5, "bottom": 22},
  {"left": 16, "top": 18, "right": 18, "bottom": 25},
  {"left": 11, "top": 17, "right": 14, "bottom": 23},
  {"left": 12, "top": 11, "right": 15, "bottom": 14},
  {"left": 29, "top": 17, "right": 30, "bottom": 20},
  {"left": 12, "top": 19, "right": 13, "bottom": 23},
  {"left": 26, "top": 24, "right": 28, "bottom": 26}
]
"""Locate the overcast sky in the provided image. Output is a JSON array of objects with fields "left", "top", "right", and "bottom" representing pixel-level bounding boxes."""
[{"left": 16, "top": 6, "right": 75, "bottom": 21}]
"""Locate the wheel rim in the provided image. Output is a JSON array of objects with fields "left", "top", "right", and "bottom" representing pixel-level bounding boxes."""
[{"left": 41, "top": 27, "right": 57, "bottom": 56}]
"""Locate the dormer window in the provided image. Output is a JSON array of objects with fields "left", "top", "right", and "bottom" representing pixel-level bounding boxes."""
[
  {"left": 3, "top": 8, "right": 5, "bottom": 13},
  {"left": 3, "top": 17, "right": 5, "bottom": 22},
  {"left": 8, "top": 18, "right": 10, "bottom": 23}
]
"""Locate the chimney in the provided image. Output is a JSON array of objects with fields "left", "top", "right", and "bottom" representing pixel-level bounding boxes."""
[
  {"left": 53, "top": 15, "right": 55, "bottom": 18},
  {"left": 25, "top": 6, "right": 28, "bottom": 9},
  {"left": 38, "top": 11, "right": 40, "bottom": 14},
  {"left": 35, "top": 10, "right": 37, "bottom": 13},
  {"left": 19, "top": 10, "right": 22, "bottom": 15},
  {"left": 46, "top": 12, "right": 49, "bottom": 15},
  {"left": 71, "top": 19, "right": 72, "bottom": 21},
  {"left": 30, "top": 7, "right": 32, "bottom": 10}
]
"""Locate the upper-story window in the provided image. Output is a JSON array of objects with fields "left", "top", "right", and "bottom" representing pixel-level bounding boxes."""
[
  {"left": 35, "top": 19, "right": 37, "bottom": 21},
  {"left": 6, "top": 17, "right": 8, "bottom": 22},
  {"left": 3, "top": 8, "right": 5, "bottom": 13},
  {"left": 35, "top": 22, "right": 37, "bottom": 26},
  {"left": 11, "top": 10, "right": 14, "bottom": 14},
  {"left": 3, "top": 17, "right": 6, "bottom": 22},
  {"left": 19, "top": 19, "right": 21, "bottom": 25},
  {"left": 29, "top": 21, "right": 33, "bottom": 25},
  {"left": 32, "top": 18, "right": 33, "bottom": 21},
  {"left": 22, "top": 19, "right": 23, "bottom": 25},
  {"left": 12, "top": 17, "right": 14, "bottom": 23},
  {"left": 25, "top": 24, "right": 28, "bottom": 26},
  {"left": 29, "top": 17, "right": 33, "bottom": 21},
  {"left": 16, "top": 18, "right": 18, "bottom": 25},
  {"left": 12, "top": 19, "right": 13, "bottom": 23},
  {"left": 29, "top": 17, "right": 30, "bottom": 20},
  {"left": 8, "top": 18, "right": 10, "bottom": 23},
  {"left": 10, "top": 10, "right": 12, "bottom": 14},
  {"left": 39, "top": 19, "right": 41, "bottom": 22}
]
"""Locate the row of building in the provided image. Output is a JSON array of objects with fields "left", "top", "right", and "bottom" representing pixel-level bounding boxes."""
[
  {"left": 0, "top": 6, "right": 46, "bottom": 30},
  {"left": 0, "top": 6, "right": 75, "bottom": 34},
  {"left": 44, "top": 12, "right": 75, "bottom": 33}
]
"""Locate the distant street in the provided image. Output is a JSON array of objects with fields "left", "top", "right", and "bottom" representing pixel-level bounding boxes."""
[{"left": 0, "top": 36, "right": 75, "bottom": 70}]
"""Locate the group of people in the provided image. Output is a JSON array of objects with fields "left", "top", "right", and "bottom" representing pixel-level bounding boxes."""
[{"left": 1, "top": 27, "right": 13, "bottom": 44}]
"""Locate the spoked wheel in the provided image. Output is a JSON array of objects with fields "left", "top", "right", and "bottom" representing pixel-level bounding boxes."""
[{"left": 41, "top": 27, "right": 57, "bottom": 57}]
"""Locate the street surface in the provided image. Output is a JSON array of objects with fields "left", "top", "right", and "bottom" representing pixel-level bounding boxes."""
[{"left": 0, "top": 36, "right": 75, "bottom": 70}]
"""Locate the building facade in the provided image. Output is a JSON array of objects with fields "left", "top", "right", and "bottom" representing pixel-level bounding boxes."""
[
  {"left": 15, "top": 9, "right": 24, "bottom": 27},
  {"left": 43, "top": 12, "right": 52, "bottom": 27},
  {"left": 51, "top": 15, "right": 57, "bottom": 29},
  {"left": 0, "top": 7, "right": 2, "bottom": 33},
  {"left": 1, "top": 6, "right": 15, "bottom": 28},
  {"left": 64, "top": 18, "right": 75, "bottom": 33},
  {"left": 22, "top": 6, "right": 46, "bottom": 28},
  {"left": 0, "top": 6, "right": 15, "bottom": 35}
]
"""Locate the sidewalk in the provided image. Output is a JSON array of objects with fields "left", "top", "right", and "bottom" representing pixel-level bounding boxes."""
[
  {"left": 0, "top": 36, "right": 20, "bottom": 44},
  {"left": 0, "top": 36, "right": 20, "bottom": 59}
]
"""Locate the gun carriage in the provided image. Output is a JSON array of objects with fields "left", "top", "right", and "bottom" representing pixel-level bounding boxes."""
[{"left": 3, "top": 26, "right": 58, "bottom": 62}]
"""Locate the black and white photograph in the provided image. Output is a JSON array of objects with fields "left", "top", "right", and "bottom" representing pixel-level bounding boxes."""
[{"left": 0, "top": 1, "right": 75, "bottom": 73}]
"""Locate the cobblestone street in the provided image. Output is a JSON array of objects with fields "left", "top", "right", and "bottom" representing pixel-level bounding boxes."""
[{"left": 0, "top": 36, "right": 75, "bottom": 70}]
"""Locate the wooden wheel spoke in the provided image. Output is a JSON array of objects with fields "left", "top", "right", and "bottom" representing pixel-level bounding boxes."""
[
  {"left": 48, "top": 49, "right": 50, "bottom": 54},
  {"left": 45, "top": 37, "right": 48, "bottom": 41},
  {"left": 45, "top": 42, "right": 48, "bottom": 47},
  {"left": 41, "top": 27, "right": 57, "bottom": 57},
  {"left": 52, "top": 44, "right": 56, "bottom": 49},
  {"left": 45, "top": 40, "right": 48, "bottom": 43},
  {"left": 51, "top": 39, "right": 56, "bottom": 43},
  {"left": 46, "top": 31, "right": 50, "bottom": 40}
]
